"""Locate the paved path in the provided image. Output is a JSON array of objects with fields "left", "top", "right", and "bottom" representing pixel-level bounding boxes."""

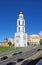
[
  {"left": 0, "top": 45, "right": 42, "bottom": 65},
  {"left": 16, "top": 50, "right": 42, "bottom": 65}
]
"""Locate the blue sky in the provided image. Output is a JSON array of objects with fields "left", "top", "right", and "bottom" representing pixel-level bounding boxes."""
[{"left": 0, "top": 0, "right": 42, "bottom": 42}]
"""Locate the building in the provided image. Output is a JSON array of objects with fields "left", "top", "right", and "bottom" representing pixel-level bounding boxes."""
[
  {"left": 4, "top": 38, "right": 8, "bottom": 44},
  {"left": 14, "top": 12, "right": 42, "bottom": 47},
  {"left": 28, "top": 34, "right": 40, "bottom": 46},
  {"left": 15, "top": 12, "right": 27, "bottom": 47}
]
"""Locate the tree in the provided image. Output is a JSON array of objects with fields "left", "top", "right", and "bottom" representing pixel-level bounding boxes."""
[
  {"left": 40, "top": 39, "right": 42, "bottom": 45},
  {"left": 8, "top": 42, "right": 12, "bottom": 46},
  {"left": 27, "top": 42, "right": 29, "bottom": 46}
]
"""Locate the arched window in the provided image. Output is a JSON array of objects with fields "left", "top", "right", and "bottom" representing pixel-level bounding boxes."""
[
  {"left": 20, "top": 16, "right": 22, "bottom": 18},
  {"left": 19, "top": 27, "right": 20, "bottom": 32},
  {"left": 19, "top": 21, "right": 20, "bottom": 25},
  {"left": 22, "top": 21, "right": 24, "bottom": 25}
]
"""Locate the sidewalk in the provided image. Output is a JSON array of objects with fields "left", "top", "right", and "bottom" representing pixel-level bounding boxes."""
[{"left": 16, "top": 50, "right": 42, "bottom": 65}]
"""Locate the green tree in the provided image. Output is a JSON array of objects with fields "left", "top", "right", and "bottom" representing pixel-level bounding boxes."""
[
  {"left": 8, "top": 42, "right": 12, "bottom": 46},
  {"left": 27, "top": 42, "right": 29, "bottom": 46},
  {"left": 40, "top": 39, "right": 42, "bottom": 45}
]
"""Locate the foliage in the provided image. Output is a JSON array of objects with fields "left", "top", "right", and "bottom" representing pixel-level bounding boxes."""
[
  {"left": 27, "top": 42, "right": 29, "bottom": 46},
  {"left": 8, "top": 42, "right": 12, "bottom": 46},
  {"left": 40, "top": 39, "right": 42, "bottom": 45}
]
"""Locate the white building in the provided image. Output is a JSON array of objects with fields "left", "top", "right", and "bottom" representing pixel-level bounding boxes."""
[
  {"left": 15, "top": 12, "right": 27, "bottom": 47},
  {"left": 28, "top": 34, "right": 40, "bottom": 46}
]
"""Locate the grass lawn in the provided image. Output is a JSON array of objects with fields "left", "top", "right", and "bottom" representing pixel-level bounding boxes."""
[
  {"left": 28, "top": 54, "right": 42, "bottom": 65},
  {"left": 0, "top": 46, "right": 19, "bottom": 53}
]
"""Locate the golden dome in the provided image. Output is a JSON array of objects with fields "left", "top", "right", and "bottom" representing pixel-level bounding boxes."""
[{"left": 19, "top": 12, "right": 23, "bottom": 14}]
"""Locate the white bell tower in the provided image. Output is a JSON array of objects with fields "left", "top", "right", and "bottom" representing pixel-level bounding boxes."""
[
  {"left": 15, "top": 12, "right": 27, "bottom": 47},
  {"left": 17, "top": 12, "right": 25, "bottom": 33}
]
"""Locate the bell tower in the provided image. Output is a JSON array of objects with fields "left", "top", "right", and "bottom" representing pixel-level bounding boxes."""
[
  {"left": 15, "top": 12, "right": 27, "bottom": 47},
  {"left": 17, "top": 12, "right": 25, "bottom": 33}
]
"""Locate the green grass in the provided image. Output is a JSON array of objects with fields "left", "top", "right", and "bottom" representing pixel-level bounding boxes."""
[{"left": 0, "top": 46, "right": 19, "bottom": 53}]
